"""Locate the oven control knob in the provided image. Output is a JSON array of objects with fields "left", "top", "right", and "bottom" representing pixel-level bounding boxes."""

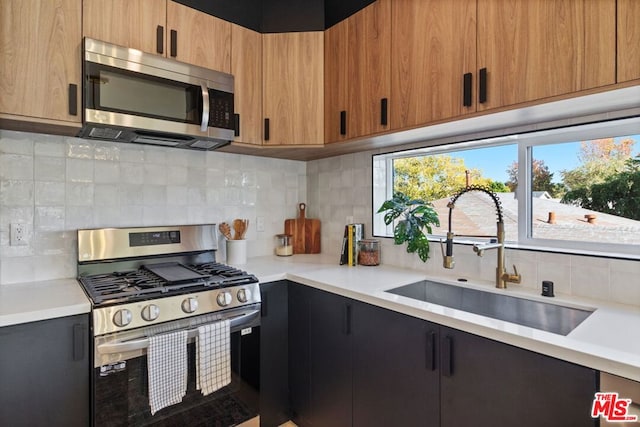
[
  {"left": 217, "top": 291, "right": 233, "bottom": 307},
  {"left": 237, "top": 288, "right": 250, "bottom": 303},
  {"left": 181, "top": 297, "right": 198, "bottom": 313},
  {"left": 113, "top": 309, "right": 132, "bottom": 328},
  {"left": 141, "top": 304, "right": 160, "bottom": 321}
]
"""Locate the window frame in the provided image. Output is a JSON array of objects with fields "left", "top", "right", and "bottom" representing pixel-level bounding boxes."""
[{"left": 373, "top": 117, "right": 640, "bottom": 260}]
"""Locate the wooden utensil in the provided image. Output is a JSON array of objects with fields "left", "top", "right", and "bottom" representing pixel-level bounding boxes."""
[
  {"left": 233, "top": 218, "right": 249, "bottom": 240},
  {"left": 284, "top": 203, "right": 321, "bottom": 254},
  {"left": 219, "top": 222, "right": 232, "bottom": 240}
]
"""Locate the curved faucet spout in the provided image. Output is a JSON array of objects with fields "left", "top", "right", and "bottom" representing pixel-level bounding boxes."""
[{"left": 442, "top": 185, "right": 520, "bottom": 288}]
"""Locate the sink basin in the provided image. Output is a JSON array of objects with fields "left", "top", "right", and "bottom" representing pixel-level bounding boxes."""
[{"left": 386, "top": 280, "right": 594, "bottom": 335}]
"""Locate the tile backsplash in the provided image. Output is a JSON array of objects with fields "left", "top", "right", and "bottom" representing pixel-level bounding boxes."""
[
  {"left": 2, "top": 129, "right": 639, "bottom": 309},
  {"left": 307, "top": 151, "right": 640, "bottom": 309},
  {"left": 0, "top": 130, "right": 306, "bottom": 284}
]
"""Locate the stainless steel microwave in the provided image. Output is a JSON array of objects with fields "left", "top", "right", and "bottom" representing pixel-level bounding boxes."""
[{"left": 79, "top": 38, "right": 234, "bottom": 150}]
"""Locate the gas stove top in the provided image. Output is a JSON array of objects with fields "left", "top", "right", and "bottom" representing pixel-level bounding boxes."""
[
  {"left": 77, "top": 225, "right": 261, "bottom": 335},
  {"left": 79, "top": 261, "right": 257, "bottom": 306}
]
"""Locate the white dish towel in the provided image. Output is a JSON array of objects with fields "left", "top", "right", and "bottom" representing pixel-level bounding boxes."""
[
  {"left": 147, "top": 330, "right": 188, "bottom": 415},
  {"left": 196, "top": 319, "right": 231, "bottom": 396}
]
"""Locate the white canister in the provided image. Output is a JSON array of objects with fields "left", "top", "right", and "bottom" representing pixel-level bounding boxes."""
[{"left": 226, "top": 239, "right": 247, "bottom": 265}]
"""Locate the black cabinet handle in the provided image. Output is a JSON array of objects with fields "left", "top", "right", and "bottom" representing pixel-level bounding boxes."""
[
  {"left": 72, "top": 323, "right": 86, "bottom": 361},
  {"left": 463, "top": 72, "right": 472, "bottom": 107},
  {"left": 479, "top": 68, "right": 487, "bottom": 104},
  {"left": 156, "top": 25, "right": 164, "bottom": 54},
  {"left": 380, "top": 98, "right": 388, "bottom": 126},
  {"left": 234, "top": 113, "right": 240, "bottom": 137},
  {"left": 340, "top": 110, "right": 347, "bottom": 136},
  {"left": 442, "top": 335, "right": 453, "bottom": 377},
  {"left": 426, "top": 330, "right": 436, "bottom": 371},
  {"left": 343, "top": 304, "right": 352, "bottom": 335},
  {"left": 264, "top": 118, "right": 270, "bottom": 141},
  {"left": 68, "top": 84, "right": 77, "bottom": 116},
  {"left": 170, "top": 29, "right": 177, "bottom": 57}
]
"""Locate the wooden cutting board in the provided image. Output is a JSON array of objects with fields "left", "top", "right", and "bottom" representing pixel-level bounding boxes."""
[{"left": 284, "top": 203, "right": 321, "bottom": 254}]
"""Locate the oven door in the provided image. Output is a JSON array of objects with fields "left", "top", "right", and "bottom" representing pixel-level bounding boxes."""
[{"left": 92, "top": 306, "right": 260, "bottom": 426}]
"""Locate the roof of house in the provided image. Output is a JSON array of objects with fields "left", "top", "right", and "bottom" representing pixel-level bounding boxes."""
[{"left": 430, "top": 192, "right": 640, "bottom": 245}]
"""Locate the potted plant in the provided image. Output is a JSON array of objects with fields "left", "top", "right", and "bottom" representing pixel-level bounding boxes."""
[{"left": 377, "top": 192, "right": 440, "bottom": 262}]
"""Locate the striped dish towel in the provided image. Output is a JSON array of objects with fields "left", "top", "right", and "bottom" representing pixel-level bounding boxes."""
[
  {"left": 196, "top": 319, "right": 231, "bottom": 396},
  {"left": 147, "top": 330, "right": 188, "bottom": 415}
]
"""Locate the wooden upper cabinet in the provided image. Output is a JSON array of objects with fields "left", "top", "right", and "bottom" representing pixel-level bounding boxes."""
[
  {"left": 476, "top": 0, "right": 615, "bottom": 111},
  {"left": 83, "top": 0, "right": 165, "bottom": 55},
  {"left": 347, "top": 0, "right": 391, "bottom": 138},
  {"left": 167, "top": 1, "right": 231, "bottom": 72},
  {"left": 391, "top": 0, "right": 476, "bottom": 129},
  {"left": 84, "top": 1, "right": 230, "bottom": 72},
  {"left": 324, "top": 19, "right": 349, "bottom": 143},
  {"left": 231, "top": 24, "right": 262, "bottom": 145},
  {"left": 617, "top": 0, "right": 640, "bottom": 83},
  {"left": 263, "top": 32, "right": 324, "bottom": 146},
  {"left": 324, "top": 0, "right": 391, "bottom": 143},
  {"left": 0, "top": 0, "right": 81, "bottom": 124}
]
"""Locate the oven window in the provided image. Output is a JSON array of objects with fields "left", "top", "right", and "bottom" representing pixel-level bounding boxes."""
[{"left": 93, "top": 330, "right": 259, "bottom": 426}]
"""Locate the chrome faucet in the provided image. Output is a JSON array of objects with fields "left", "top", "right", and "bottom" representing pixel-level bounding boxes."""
[{"left": 439, "top": 185, "right": 521, "bottom": 289}]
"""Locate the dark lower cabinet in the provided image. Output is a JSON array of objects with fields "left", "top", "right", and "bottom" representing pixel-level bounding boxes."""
[
  {"left": 352, "top": 302, "right": 440, "bottom": 427},
  {"left": 260, "top": 281, "right": 290, "bottom": 427},
  {"left": 0, "top": 314, "right": 90, "bottom": 427},
  {"left": 308, "top": 287, "right": 353, "bottom": 427},
  {"left": 285, "top": 283, "right": 599, "bottom": 427},
  {"left": 440, "top": 326, "right": 598, "bottom": 427}
]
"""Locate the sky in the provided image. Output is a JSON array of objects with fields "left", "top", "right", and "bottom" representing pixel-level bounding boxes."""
[{"left": 453, "top": 135, "right": 640, "bottom": 184}]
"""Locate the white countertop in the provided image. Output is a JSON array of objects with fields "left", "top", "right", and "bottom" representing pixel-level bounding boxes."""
[
  {"left": 0, "top": 278, "right": 91, "bottom": 327},
  {"left": 2, "top": 255, "right": 639, "bottom": 383}
]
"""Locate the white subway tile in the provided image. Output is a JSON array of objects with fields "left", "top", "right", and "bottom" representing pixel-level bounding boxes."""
[
  {"left": 94, "top": 144, "right": 120, "bottom": 161},
  {"left": 66, "top": 158, "right": 94, "bottom": 182},
  {"left": 94, "top": 161, "right": 120, "bottom": 183},
  {"left": 167, "top": 186, "right": 189, "bottom": 206},
  {"left": 34, "top": 206, "right": 65, "bottom": 231},
  {"left": 35, "top": 139, "right": 66, "bottom": 157},
  {"left": 66, "top": 139, "right": 94, "bottom": 159},
  {"left": 167, "top": 166, "right": 188, "bottom": 185},
  {"left": 35, "top": 181, "right": 65, "bottom": 206},
  {"left": 0, "top": 131, "right": 34, "bottom": 155},
  {"left": 0, "top": 154, "right": 33, "bottom": 180},
  {"left": 144, "top": 163, "right": 167, "bottom": 185},
  {"left": 94, "top": 184, "right": 119, "bottom": 206},
  {"left": 35, "top": 156, "right": 65, "bottom": 181},
  {"left": 119, "top": 163, "right": 144, "bottom": 184},
  {"left": 66, "top": 182, "right": 94, "bottom": 206},
  {"left": 0, "top": 180, "right": 34, "bottom": 206}
]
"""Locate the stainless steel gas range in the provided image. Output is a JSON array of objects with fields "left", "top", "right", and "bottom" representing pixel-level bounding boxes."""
[{"left": 77, "top": 224, "right": 261, "bottom": 426}]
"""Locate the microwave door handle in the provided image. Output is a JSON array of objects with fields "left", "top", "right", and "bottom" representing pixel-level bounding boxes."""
[{"left": 200, "top": 83, "right": 210, "bottom": 132}]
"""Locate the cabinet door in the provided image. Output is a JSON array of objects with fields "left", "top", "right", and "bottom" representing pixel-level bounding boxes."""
[
  {"left": 83, "top": 0, "right": 166, "bottom": 55},
  {"left": 263, "top": 32, "right": 324, "bottom": 145},
  {"left": 0, "top": 315, "right": 89, "bottom": 427},
  {"left": 0, "top": 0, "right": 81, "bottom": 123},
  {"left": 353, "top": 301, "right": 440, "bottom": 427},
  {"left": 308, "top": 287, "right": 352, "bottom": 427},
  {"left": 167, "top": 1, "right": 231, "bottom": 72},
  {"left": 232, "top": 24, "right": 263, "bottom": 145},
  {"left": 391, "top": 0, "right": 476, "bottom": 128},
  {"left": 618, "top": 0, "right": 640, "bottom": 83},
  {"left": 440, "top": 327, "right": 598, "bottom": 427},
  {"left": 260, "top": 281, "right": 290, "bottom": 427},
  {"left": 477, "top": 0, "right": 615, "bottom": 111},
  {"left": 347, "top": 0, "right": 391, "bottom": 137},
  {"left": 288, "top": 283, "right": 312, "bottom": 427},
  {"left": 324, "top": 19, "right": 349, "bottom": 143}
]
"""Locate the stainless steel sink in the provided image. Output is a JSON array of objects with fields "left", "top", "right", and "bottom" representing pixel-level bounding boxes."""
[{"left": 386, "top": 280, "right": 594, "bottom": 335}]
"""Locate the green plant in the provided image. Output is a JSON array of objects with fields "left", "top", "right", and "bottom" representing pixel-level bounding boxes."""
[{"left": 377, "top": 192, "right": 440, "bottom": 262}]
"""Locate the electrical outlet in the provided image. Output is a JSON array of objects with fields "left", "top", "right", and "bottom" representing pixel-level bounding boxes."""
[
  {"left": 10, "top": 223, "right": 29, "bottom": 246},
  {"left": 256, "top": 216, "right": 265, "bottom": 232}
]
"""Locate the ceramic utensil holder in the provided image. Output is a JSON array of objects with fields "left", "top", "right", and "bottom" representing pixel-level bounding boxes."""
[{"left": 226, "top": 239, "right": 247, "bottom": 265}]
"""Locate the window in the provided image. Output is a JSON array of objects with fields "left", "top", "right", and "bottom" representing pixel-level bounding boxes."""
[{"left": 373, "top": 118, "right": 640, "bottom": 258}]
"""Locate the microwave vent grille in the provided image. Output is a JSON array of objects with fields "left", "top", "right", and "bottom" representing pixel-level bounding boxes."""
[{"left": 89, "top": 127, "right": 123, "bottom": 140}]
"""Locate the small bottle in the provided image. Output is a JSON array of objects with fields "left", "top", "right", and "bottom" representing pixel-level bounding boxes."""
[
  {"left": 275, "top": 234, "right": 293, "bottom": 256},
  {"left": 358, "top": 239, "right": 380, "bottom": 266}
]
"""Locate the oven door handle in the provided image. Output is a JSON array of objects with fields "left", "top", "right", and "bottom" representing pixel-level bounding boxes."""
[{"left": 97, "top": 309, "right": 260, "bottom": 355}]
